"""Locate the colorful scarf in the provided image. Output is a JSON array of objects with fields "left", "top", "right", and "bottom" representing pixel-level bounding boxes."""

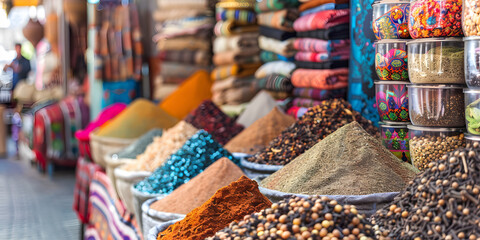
[
  {"left": 213, "top": 48, "right": 261, "bottom": 65},
  {"left": 255, "top": 0, "right": 300, "bottom": 13},
  {"left": 260, "top": 51, "right": 295, "bottom": 62},
  {"left": 291, "top": 68, "right": 349, "bottom": 90},
  {"left": 297, "top": 23, "right": 350, "bottom": 39},
  {"left": 300, "top": 3, "right": 350, "bottom": 16},
  {"left": 214, "top": 20, "right": 259, "bottom": 37},
  {"left": 256, "top": 73, "right": 294, "bottom": 92},
  {"left": 213, "top": 33, "right": 259, "bottom": 53},
  {"left": 259, "top": 26, "right": 297, "bottom": 41},
  {"left": 299, "top": 0, "right": 349, "bottom": 12},
  {"left": 295, "top": 59, "right": 349, "bottom": 69},
  {"left": 293, "top": 38, "right": 350, "bottom": 53},
  {"left": 211, "top": 63, "right": 262, "bottom": 81},
  {"left": 293, "top": 87, "right": 347, "bottom": 100},
  {"left": 258, "top": 36, "right": 296, "bottom": 57},
  {"left": 257, "top": 9, "right": 299, "bottom": 31},
  {"left": 293, "top": 9, "right": 350, "bottom": 32},
  {"left": 255, "top": 61, "right": 296, "bottom": 78},
  {"left": 160, "top": 50, "right": 212, "bottom": 66},
  {"left": 216, "top": 7, "right": 257, "bottom": 24},
  {"left": 294, "top": 51, "right": 350, "bottom": 62}
]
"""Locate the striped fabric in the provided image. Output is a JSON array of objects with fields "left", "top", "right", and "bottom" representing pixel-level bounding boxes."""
[
  {"left": 213, "top": 33, "right": 259, "bottom": 53},
  {"left": 293, "top": 38, "right": 350, "bottom": 53},
  {"left": 216, "top": 7, "right": 256, "bottom": 24},
  {"left": 291, "top": 68, "right": 349, "bottom": 90},
  {"left": 258, "top": 36, "right": 296, "bottom": 57},
  {"left": 255, "top": 61, "right": 296, "bottom": 78},
  {"left": 73, "top": 158, "right": 104, "bottom": 224},
  {"left": 256, "top": 73, "right": 294, "bottom": 92},
  {"left": 293, "top": 9, "right": 350, "bottom": 32},
  {"left": 294, "top": 51, "right": 350, "bottom": 62},
  {"left": 293, "top": 87, "right": 347, "bottom": 100},
  {"left": 255, "top": 0, "right": 300, "bottom": 13},
  {"left": 211, "top": 63, "right": 262, "bottom": 81},
  {"left": 260, "top": 51, "right": 295, "bottom": 62},
  {"left": 214, "top": 20, "right": 259, "bottom": 37},
  {"left": 257, "top": 9, "right": 299, "bottom": 31}
]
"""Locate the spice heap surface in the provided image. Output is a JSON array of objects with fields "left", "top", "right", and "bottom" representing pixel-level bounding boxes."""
[
  {"left": 115, "top": 129, "right": 163, "bottom": 159},
  {"left": 157, "top": 176, "right": 272, "bottom": 240},
  {"left": 372, "top": 144, "right": 480, "bottom": 240},
  {"left": 236, "top": 91, "right": 279, "bottom": 128},
  {"left": 184, "top": 100, "right": 244, "bottom": 145},
  {"left": 122, "top": 121, "right": 198, "bottom": 172},
  {"left": 96, "top": 99, "right": 178, "bottom": 139},
  {"left": 225, "top": 107, "right": 295, "bottom": 154},
  {"left": 248, "top": 98, "right": 379, "bottom": 165},
  {"left": 261, "top": 122, "right": 419, "bottom": 195},
  {"left": 209, "top": 196, "right": 376, "bottom": 240},
  {"left": 134, "top": 130, "right": 236, "bottom": 195},
  {"left": 151, "top": 158, "right": 244, "bottom": 214}
]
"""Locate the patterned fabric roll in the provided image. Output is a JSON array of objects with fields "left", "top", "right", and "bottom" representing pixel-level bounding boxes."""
[
  {"left": 257, "top": 9, "right": 299, "bottom": 31},
  {"left": 211, "top": 63, "right": 262, "bottom": 81},
  {"left": 216, "top": 7, "right": 256, "bottom": 24},
  {"left": 214, "top": 20, "right": 259, "bottom": 37},
  {"left": 293, "top": 87, "right": 347, "bottom": 100},
  {"left": 299, "top": 0, "right": 349, "bottom": 12},
  {"left": 291, "top": 68, "right": 349, "bottom": 90},
  {"left": 293, "top": 9, "right": 350, "bottom": 32},
  {"left": 295, "top": 60, "right": 349, "bottom": 69},
  {"left": 256, "top": 73, "right": 294, "bottom": 92},
  {"left": 258, "top": 36, "right": 296, "bottom": 57},
  {"left": 293, "top": 38, "right": 350, "bottom": 53},
  {"left": 213, "top": 33, "right": 259, "bottom": 53},
  {"left": 300, "top": 3, "right": 349, "bottom": 16},
  {"left": 255, "top": 61, "right": 296, "bottom": 78},
  {"left": 297, "top": 23, "right": 350, "bottom": 39},
  {"left": 259, "top": 26, "right": 297, "bottom": 41},
  {"left": 255, "top": 0, "right": 300, "bottom": 13},
  {"left": 160, "top": 50, "right": 212, "bottom": 66},
  {"left": 260, "top": 51, "right": 295, "bottom": 62},
  {"left": 294, "top": 51, "right": 350, "bottom": 62}
]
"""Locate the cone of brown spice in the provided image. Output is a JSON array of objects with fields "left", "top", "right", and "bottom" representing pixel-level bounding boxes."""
[
  {"left": 157, "top": 176, "right": 272, "bottom": 240},
  {"left": 150, "top": 158, "right": 245, "bottom": 215},
  {"left": 261, "top": 122, "right": 419, "bottom": 196},
  {"left": 225, "top": 107, "right": 295, "bottom": 154}
]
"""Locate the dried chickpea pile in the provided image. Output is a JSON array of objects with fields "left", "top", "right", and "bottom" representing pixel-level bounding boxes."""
[
  {"left": 372, "top": 143, "right": 480, "bottom": 240},
  {"left": 209, "top": 196, "right": 376, "bottom": 240}
]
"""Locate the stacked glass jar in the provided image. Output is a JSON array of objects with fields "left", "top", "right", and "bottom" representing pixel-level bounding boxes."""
[
  {"left": 462, "top": 2, "right": 480, "bottom": 147},
  {"left": 405, "top": 0, "right": 466, "bottom": 170},
  {"left": 372, "top": 0, "right": 412, "bottom": 164}
]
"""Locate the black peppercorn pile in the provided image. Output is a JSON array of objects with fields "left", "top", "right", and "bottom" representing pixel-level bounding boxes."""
[
  {"left": 208, "top": 196, "right": 376, "bottom": 240},
  {"left": 247, "top": 98, "right": 379, "bottom": 165},
  {"left": 372, "top": 142, "right": 480, "bottom": 240}
]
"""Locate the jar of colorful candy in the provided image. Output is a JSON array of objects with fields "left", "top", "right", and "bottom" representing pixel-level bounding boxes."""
[
  {"left": 380, "top": 122, "right": 411, "bottom": 163},
  {"left": 375, "top": 81, "right": 410, "bottom": 123},
  {"left": 372, "top": 0, "right": 411, "bottom": 39},
  {"left": 375, "top": 39, "right": 409, "bottom": 81},
  {"left": 409, "top": 0, "right": 463, "bottom": 39}
]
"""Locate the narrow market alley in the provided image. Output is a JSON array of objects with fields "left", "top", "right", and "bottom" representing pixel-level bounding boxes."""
[{"left": 0, "top": 155, "right": 80, "bottom": 240}]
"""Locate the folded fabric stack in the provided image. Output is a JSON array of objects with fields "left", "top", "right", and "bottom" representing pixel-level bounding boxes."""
[
  {"left": 211, "top": 0, "right": 261, "bottom": 106},
  {"left": 287, "top": 0, "right": 351, "bottom": 114},
  {"left": 254, "top": 0, "right": 300, "bottom": 100},
  {"left": 153, "top": 0, "right": 215, "bottom": 92}
]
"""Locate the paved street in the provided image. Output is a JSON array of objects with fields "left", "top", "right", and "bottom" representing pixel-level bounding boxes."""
[{"left": 0, "top": 157, "right": 80, "bottom": 240}]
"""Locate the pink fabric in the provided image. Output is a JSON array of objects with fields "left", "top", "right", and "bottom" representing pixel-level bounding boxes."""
[
  {"left": 293, "top": 9, "right": 350, "bottom": 32},
  {"left": 75, "top": 103, "right": 127, "bottom": 141},
  {"left": 295, "top": 50, "right": 350, "bottom": 62}
]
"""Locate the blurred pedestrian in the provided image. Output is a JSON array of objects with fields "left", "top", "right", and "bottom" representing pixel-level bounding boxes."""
[{"left": 3, "top": 43, "right": 31, "bottom": 90}]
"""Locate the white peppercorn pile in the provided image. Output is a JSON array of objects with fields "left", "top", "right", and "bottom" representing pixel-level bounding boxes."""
[
  {"left": 372, "top": 144, "right": 480, "bottom": 240},
  {"left": 209, "top": 196, "right": 376, "bottom": 240}
]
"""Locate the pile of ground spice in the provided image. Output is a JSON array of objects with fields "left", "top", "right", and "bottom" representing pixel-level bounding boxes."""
[
  {"left": 134, "top": 130, "right": 236, "bottom": 195},
  {"left": 372, "top": 145, "right": 480, "bottom": 239},
  {"left": 122, "top": 121, "right": 198, "bottom": 172},
  {"left": 150, "top": 158, "right": 245, "bottom": 214},
  {"left": 96, "top": 99, "right": 178, "bottom": 139},
  {"left": 184, "top": 100, "right": 244, "bottom": 145},
  {"left": 225, "top": 107, "right": 295, "bottom": 154},
  {"left": 236, "top": 91, "right": 278, "bottom": 128},
  {"left": 157, "top": 176, "right": 272, "bottom": 240},
  {"left": 261, "top": 122, "right": 419, "bottom": 195},
  {"left": 248, "top": 98, "right": 379, "bottom": 165}
]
